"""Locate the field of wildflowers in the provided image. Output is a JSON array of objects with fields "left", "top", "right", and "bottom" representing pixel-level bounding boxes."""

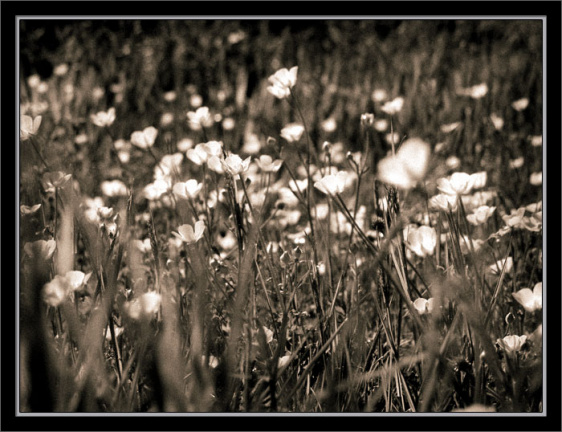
[{"left": 17, "top": 18, "right": 548, "bottom": 417}]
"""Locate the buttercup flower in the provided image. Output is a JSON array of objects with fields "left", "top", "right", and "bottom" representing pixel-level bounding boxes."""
[
  {"left": 187, "top": 106, "right": 213, "bottom": 130},
  {"left": 130, "top": 126, "right": 158, "bottom": 149},
  {"left": 280, "top": 123, "right": 305, "bottom": 143},
  {"left": 466, "top": 205, "right": 496, "bottom": 226},
  {"left": 173, "top": 221, "right": 206, "bottom": 245},
  {"left": 23, "top": 239, "right": 57, "bottom": 260},
  {"left": 437, "top": 172, "right": 475, "bottom": 196},
  {"left": 377, "top": 138, "right": 430, "bottom": 189},
  {"left": 173, "top": 179, "right": 202, "bottom": 200},
  {"left": 20, "top": 115, "right": 42, "bottom": 141},
  {"left": 255, "top": 155, "right": 283, "bottom": 173},
  {"left": 314, "top": 171, "right": 348, "bottom": 196},
  {"left": 90, "top": 107, "right": 116, "bottom": 127},
  {"left": 65, "top": 270, "right": 92, "bottom": 292},
  {"left": 42, "top": 172, "right": 72, "bottom": 193},
  {"left": 413, "top": 298, "right": 434, "bottom": 315},
  {"left": 429, "top": 193, "right": 458, "bottom": 212},
  {"left": 458, "top": 83, "right": 488, "bottom": 99},
  {"left": 101, "top": 180, "right": 129, "bottom": 197},
  {"left": 512, "top": 282, "right": 542, "bottom": 313},
  {"left": 489, "top": 257, "right": 514, "bottom": 275},
  {"left": 381, "top": 97, "right": 404, "bottom": 115},
  {"left": 529, "top": 172, "right": 542, "bottom": 186},
  {"left": 221, "top": 154, "right": 251, "bottom": 176},
  {"left": 407, "top": 226, "right": 437, "bottom": 257},
  {"left": 42, "top": 275, "right": 71, "bottom": 307},
  {"left": 267, "top": 66, "right": 298, "bottom": 99},
  {"left": 511, "top": 97, "right": 529, "bottom": 112},
  {"left": 497, "top": 335, "right": 527, "bottom": 354},
  {"left": 490, "top": 113, "right": 504, "bottom": 130},
  {"left": 470, "top": 172, "right": 488, "bottom": 190}
]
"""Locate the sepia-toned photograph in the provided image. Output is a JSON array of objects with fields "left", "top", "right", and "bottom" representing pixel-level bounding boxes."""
[{"left": 16, "top": 16, "right": 547, "bottom": 417}]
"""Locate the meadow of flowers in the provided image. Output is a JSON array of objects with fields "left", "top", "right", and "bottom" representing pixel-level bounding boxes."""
[{"left": 18, "top": 20, "right": 544, "bottom": 414}]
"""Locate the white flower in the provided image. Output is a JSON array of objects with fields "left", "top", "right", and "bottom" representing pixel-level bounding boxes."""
[
  {"left": 187, "top": 106, "right": 213, "bottom": 130},
  {"left": 511, "top": 97, "right": 529, "bottom": 111},
  {"left": 529, "top": 135, "right": 542, "bottom": 147},
  {"left": 42, "top": 275, "right": 71, "bottom": 307},
  {"left": 221, "top": 154, "right": 251, "bottom": 176},
  {"left": 177, "top": 137, "right": 194, "bottom": 152},
  {"left": 173, "top": 221, "right": 206, "bottom": 245},
  {"left": 140, "top": 291, "right": 161, "bottom": 315},
  {"left": 490, "top": 113, "right": 504, "bottom": 130},
  {"left": 321, "top": 117, "right": 337, "bottom": 133},
  {"left": 407, "top": 226, "right": 437, "bottom": 257},
  {"left": 277, "top": 353, "right": 292, "bottom": 369},
  {"left": 130, "top": 126, "right": 158, "bottom": 149},
  {"left": 280, "top": 123, "right": 305, "bottom": 143},
  {"left": 437, "top": 172, "right": 475, "bottom": 196},
  {"left": 23, "top": 239, "right": 57, "bottom": 260},
  {"left": 440, "top": 122, "right": 462, "bottom": 134},
  {"left": 42, "top": 172, "right": 72, "bottom": 193},
  {"left": 255, "top": 155, "right": 283, "bottom": 173},
  {"left": 101, "top": 180, "right": 129, "bottom": 197},
  {"left": 314, "top": 171, "right": 348, "bottom": 196},
  {"left": 20, "top": 115, "right": 42, "bottom": 141},
  {"left": 371, "top": 88, "right": 388, "bottom": 102},
  {"left": 458, "top": 83, "right": 488, "bottom": 99},
  {"left": 376, "top": 138, "right": 430, "bottom": 189},
  {"left": 267, "top": 66, "right": 298, "bottom": 99},
  {"left": 446, "top": 156, "right": 461, "bottom": 170},
  {"left": 374, "top": 119, "right": 389, "bottom": 132},
  {"left": 529, "top": 172, "right": 542, "bottom": 186},
  {"left": 489, "top": 257, "right": 514, "bottom": 275},
  {"left": 497, "top": 335, "right": 527, "bottom": 353},
  {"left": 65, "top": 271, "right": 92, "bottom": 291},
  {"left": 90, "top": 107, "right": 116, "bottom": 127},
  {"left": 466, "top": 205, "right": 496, "bottom": 226},
  {"left": 470, "top": 172, "right": 488, "bottom": 190},
  {"left": 173, "top": 179, "right": 202, "bottom": 200},
  {"left": 20, "top": 204, "right": 41, "bottom": 215},
  {"left": 512, "top": 282, "right": 542, "bottom": 313},
  {"left": 381, "top": 97, "right": 404, "bottom": 115},
  {"left": 143, "top": 179, "right": 171, "bottom": 201},
  {"left": 429, "top": 193, "right": 458, "bottom": 212},
  {"left": 413, "top": 298, "right": 434, "bottom": 315},
  {"left": 154, "top": 153, "right": 184, "bottom": 179},
  {"left": 509, "top": 157, "right": 525, "bottom": 169}
]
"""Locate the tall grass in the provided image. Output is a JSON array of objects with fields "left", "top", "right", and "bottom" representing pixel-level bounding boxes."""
[{"left": 19, "top": 19, "right": 542, "bottom": 413}]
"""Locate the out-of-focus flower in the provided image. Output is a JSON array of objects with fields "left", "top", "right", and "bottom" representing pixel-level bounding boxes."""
[
  {"left": 371, "top": 88, "right": 388, "bottom": 103},
  {"left": 177, "top": 138, "right": 194, "bottom": 152},
  {"left": 126, "top": 291, "right": 162, "bottom": 319},
  {"left": 489, "top": 256, "right": 514, "bottom": 275},
  {"left": 374, "top": 118, "right": 389, "bottom": 132},
  {"left": 458, "top": 83, "right": 488, "bottom": 99},
  {"left": 267, "top": 66, "right": 298, "bottom": 99},
  {"left": 280, "top": 123, "right": 305, "bottom": 143},
  {"left": 490, "top": 113, "right": 504, "bottom": 130},
  {"left": 502, "top": 207, "right": 526, "bottom": 228},
  {"left": 23, "top": 239, "right": 56, "bottom": 260},
  {"left": 53, "top": 63, "right": 69, "bottom": 76},
  {"left": 20, "top": 204, "right": 41, "bottom": 215},
  {"left": 529, "top": 172, "right": 542, "bottom": 186},
  {"left": 509, "top": 157, "right": 525, "bottom": 169},
  {"left": 42, "top": 172, "right": 72, "bottom": 193},
  {"left": 407, "top": 226, "right": 437, "bottom": 258},
  {"left": 173, "top": 220, "right": 206, "bottom": 245},
  {"left": 440, "top": 122, "right": 462, "bottom": 134},
  {"left": 321, "top": 117, "right": 337, "bottom": 133},
  {"left": 466, "top": 205, "right": 496, "bottom": 226},
  {"left": 377, "top": 138, "right": 430, "bottom": 189},
  {"left": 429, "top": 193, "right": 458, "bottom": 212},
  {"left": 446, "top": 156, "right": 461, "bottom": 170},
  {"left": 90, "top": 107, "right": 116, "bottom": 127},
  {"left": 497, "top": 335, "right": 527, "bottom": 354},
  {"left": 154, "top": 153, "right": 184, "bottom": 179},
  {"left": 511, "top": 97, "right": 529, "bottom": 111},
  {"left": 20, "top": 115, "right": 42, "bottom": 141},
  {"left": 220, "top": 154, "right": 251, "bottom": 176},
  {"left": 241, "top": 133, "right": 262, "bottom": 155},
  {"left": 173, "top": 179, "right": 202, "bottom": 200},
  {"left": 133, "top": 238, "right": 152, "bottom": 254},
  {"left": 314, "top": 171, "right": 348, "bottom": 196},
  {"left": 189, "top": 94, "right": 203, "bottom": 108},
  {"left": 459, "top": 235, "right": 484, "bottom": 255},
  {"left": 222, "top": 117, "right": 236, "bottom": 131},
  {"left": 160, "top": 112, "right": 175, "bottom": 128},
  {"left": 529, "top": 135, "right": 542, "bottom": 147},
  {"left": 437, "top": 172, "right": 475, "bottom": 196},
  {"left": 255, "top": 155, "right": 283, "bottom": 173},
  {"left": 101, "top": 180, "right": 128, "bottom": 198},
  {"left": 512, "top": 282, "right": 542, "bottom": 313},
  {"left": 65, "top": 270, "right": 92, "bottom": 292},
  {"left": 143, "top": 179, "right": 171, "bottom": 201},
  {"left": 413, "top": 298, "right": 434, "bottom": 315},
  {"left": 360, "top": 113, "right": 375, "bottom": 127},
  {"left": 163, "top": 90, "right": 177, "bottom": 102},
  {"left": 37, "top": 82, "right": 49, "bottom": 94},
  {"left": 42, "top": 275, "right": 71, "bottom": 307},
  {"left": 130, "top": 126, "right": 158, "bottom": 149},
  {"left": 27, "top": 74, "right": 41, "bottom": 89},
  {"left": 187, "top": 106, "right": 213, "bottom": 130},
  {"left": 381, "top": 97, "right": 404, "bottom": 115},
  {"left": 278, "top": 353, "right": 292, "bottom": 369}
]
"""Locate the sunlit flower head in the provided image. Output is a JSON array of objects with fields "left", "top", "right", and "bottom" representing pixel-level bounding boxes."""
[
  {"left": 381, "top": 97, "right": 404, "bottom": 115},
  {"left": 133, "top": 238, "right": 152, "bottom": 254},
  {"left": 529, "top": 172, "right": 542, "bottom": 186},
  {"left": 65, "top": 270, "right": 92, "bottom": 292},
  {"left": 529, "top": 135, "right": 542, "bottom": 147},
  {"left": 23, "top": 239, "right": 56, "bottom": 260},
  {"left": 466, "top": 205, "right": 496, "bottom": 226},
  {"left": 497, "top": 335, "right": 527, "bottom": 354},
  {"left": 187, "top": 106, "right": 213, "bottom": 130},
  {"left": 130, "top": 126, "right": 158, "bottom": 149},
  {"left": 502, "top": 207, "right": 526, "bottom": 228},
  {"left": 154, "top": 153, "right": 184, "bottom": 179},
  {"left": 490, "top": 113, "right": 504, "bottom": 130},
  {"left": 377, "top": 138, "right": 430, "bottom": 189},
  {"left": 101, "top": 179, "right": 129, "bottom": 198},
  {"left": 489, "top": 256, "right": 514, "bottom": 275},
  {"left": 126, "top": 291, "right": 162, "bottom": 319},
  {"left": 321, "top": 117, "right": 337, "bottom": 133},
  {"left": 177, "top": 137, "right": 194, "bottom": 152},
  {"left": 42, "top": 275, "right": 71, "bottom": 307},
  {"left": 512, "top": 282, "right": 542, "bottom": 313},
  {"left": 42, "top": 171, "right": 72, "bottom": 193},
  {"left": 458, "top": 83, "right": 488, "bottom": 99},
  {"left": 220, "top": 154, "right": 251, "bottom": 176},
  {"left": 90, "top": 107, "right": 116, "bottom": 127},
  {"left": 280, "top": 123, "right": 305, "bottom": 143},
  {"left": 509, "top": 157, "right": 525, "bottom": 169},
  {"left": 446, "top": 156, "right": 461, "bottom": 170},
  {"left": 413, "top": 298, "right": 434, "bottom": 315},
  {"left": 255, "top": 155, "right": 283, "bottom": 173},
  {"left": 470, "top": 172, "right": 488, "bottom": 190},
  {"left": 371, "top": 88, "right": 388, "bottom": 103},
  {"left": 20, "top": 115, "right": 42, "bottom": 141},
  {"left": 267, "top": 66, "right": 298, "bottom": 99},
  {"left": 173, "top": 220, "right": 206, "bottom": 245},
  {"left": 143, "top": 179, "right": 171, "bottom": 201},
  {"left": 314, "top": 171, "right": 348, "bottom": 196},
  {"left": 407, "top": 226, "right": 437, "bottom": 258},
  {"left": 511, "top": 97, "right": 529, "bottom": 112},
  {"left": 374, "top": 118, "right": 389, "bottom": 132},
  {"left": 429, "top": 193, "right": 458, "bottom": 212},
  {"left": 437, "top": 172, "right": 475, "bottom": 196},
  {"left": 173, "top": 179, "right": 202, "bottom": 200}
]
